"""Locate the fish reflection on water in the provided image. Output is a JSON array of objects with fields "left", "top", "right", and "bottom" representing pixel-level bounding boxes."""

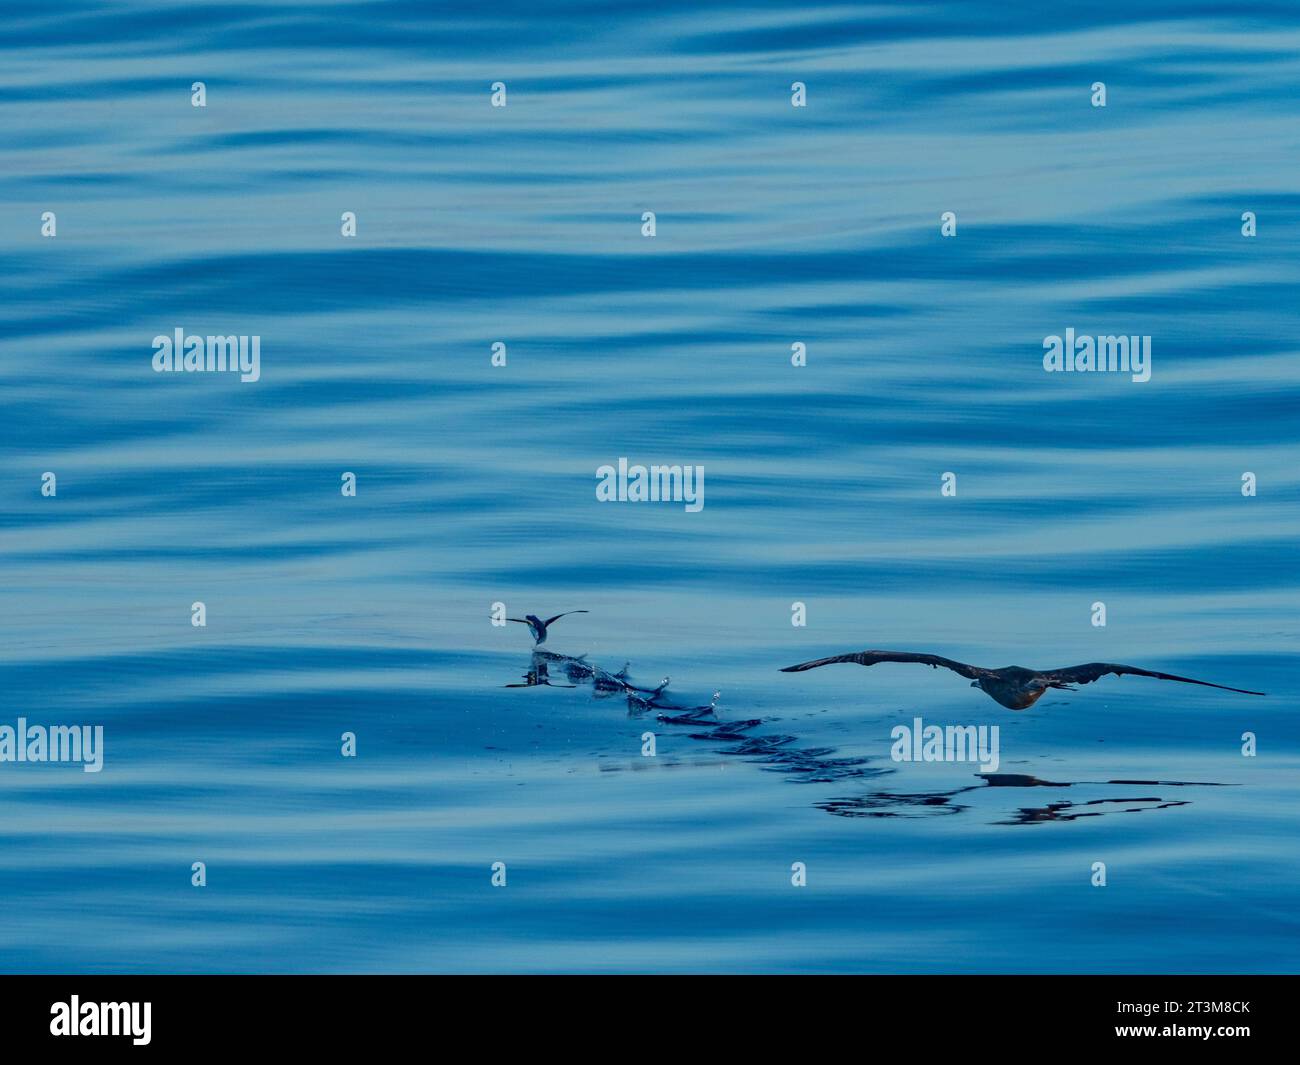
[{"left": 507, "top": 651, "right": 1227, "bottom": 825}]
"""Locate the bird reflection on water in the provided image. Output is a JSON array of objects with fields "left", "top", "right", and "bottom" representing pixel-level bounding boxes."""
[
  {"left": 816, "top": 774, "right": 1224, "bottom": 823},
  {"left": 506, "top": 649, "right": 1226, "bottom": 825}
]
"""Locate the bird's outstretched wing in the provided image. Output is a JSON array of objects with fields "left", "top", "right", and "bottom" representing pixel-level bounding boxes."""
[
  {"left": 1046, "top": 662, "right": 1265, "bottom": 696},
  {"left": 781, "top": 650, "right": 986, "bottom": 680},
  {"left": 543, "top": 610, "right": 589, "bottom": 626}
]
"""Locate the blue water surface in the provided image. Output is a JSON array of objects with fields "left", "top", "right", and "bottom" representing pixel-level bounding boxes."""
[{"left": 1, "top": 1, "right": 1298, "bottom": 973}]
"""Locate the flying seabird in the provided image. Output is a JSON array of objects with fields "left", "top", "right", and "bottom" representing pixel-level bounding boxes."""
[
  {"left": 507, "top": 610, "right": 589, "bottom": 645},
  {"left": 780, "top": 650, "right": 1265, "bottom": 710}
]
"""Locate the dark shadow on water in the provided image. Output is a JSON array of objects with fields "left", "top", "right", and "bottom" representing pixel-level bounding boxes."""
[
  {"left": 508, "top": 650, "right": 1227, "bottom": 825},
  {"left": 816, "top": 774, "right": 1227, "bottom": 822}
]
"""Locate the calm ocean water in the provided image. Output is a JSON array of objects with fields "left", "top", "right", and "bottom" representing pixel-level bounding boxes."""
[{"left": 1, "top": 2, "right": 1298, "bottom": 973}]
